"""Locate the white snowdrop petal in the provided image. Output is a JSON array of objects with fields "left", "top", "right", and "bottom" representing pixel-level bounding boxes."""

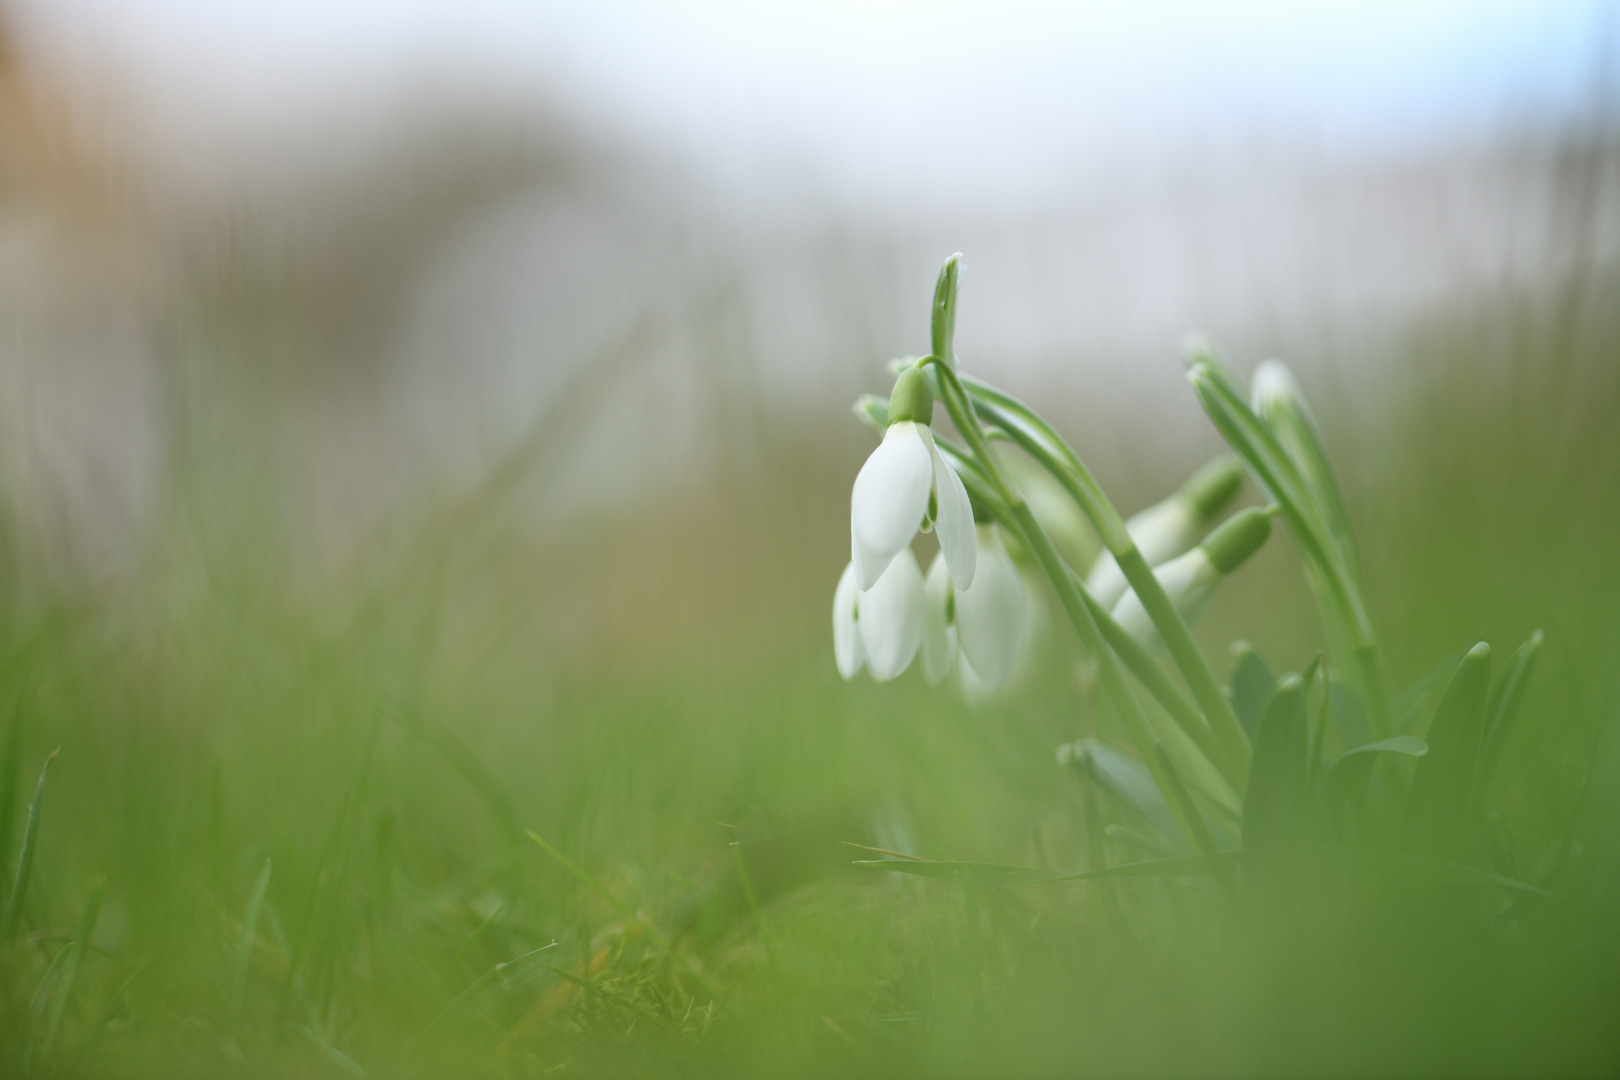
[
  {"left": 1157, "top": 547, "right": 1217, "bottom": 598},
  {"left": 1110, "top": 589, "right": 1159, "bottom": 653},
  {"left": 851, "top": 523, "right": 881, "bottom": 594},
  {"left": 851, "top": 422, "right": 935, "bottom": 590},
  {"left": 858, "top": 547, "right": 926, "bottom": 681},
  {"left": 955, "top": 529, "right": 1028, "bottom": 690},
  {"left": 832, "top": 562, "right": 866, "bottom": 679},
  {"left": 921, "top": 553, "right": 957, "bottom": 685},
  {"left": 926, "top": 433, "right": 977, "bottom": 590},
  {"left": 1085, "top": 551, "right": 1128, "bottom": 609},
  {"left": 1132, "top": 499, "right": 1200, "bottom": 568}
]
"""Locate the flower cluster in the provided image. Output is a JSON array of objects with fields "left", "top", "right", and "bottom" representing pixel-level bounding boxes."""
[{"left": 834, "top": 362, "right": 1028, "bottom": 689}]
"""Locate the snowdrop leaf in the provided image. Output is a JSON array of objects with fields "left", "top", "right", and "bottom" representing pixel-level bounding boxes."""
[
  {"left": 1322, "top": 736, "right": 1428, "bottom": 823},
  {"left": 1069, "top": 738, "right": 1188, "bottom": 855},
  {"left": 1242, "top": 675, "right": 1309, "bottom": 853},
  {"left": 1408, "top": 643, "right": 1492, "bottom": 856},
  {"left": 1329, "top": 679, "right": 1374, "bottom": 751},
  {"left": 1229, "top": 642, "right": 1277, "bottom": 740}
]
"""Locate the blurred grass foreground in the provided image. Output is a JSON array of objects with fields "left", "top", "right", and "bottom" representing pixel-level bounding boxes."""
[{"left": 2, "top": 19, "right": 1620, "bottom": 1080}]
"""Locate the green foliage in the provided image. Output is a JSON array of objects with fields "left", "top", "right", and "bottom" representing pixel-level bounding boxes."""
[
  {"left": 1407, "top": 644, "right": 1494, "bottom": 857},
  {"left": 1242, "top": 675, "right": 1310, "bottom": 854},
  {"left": 1228, "top": 642, "right": 1277, "bottom": 740},
  {"left": 0, "top": 250, "right": 1615, "bottom": 1079}
]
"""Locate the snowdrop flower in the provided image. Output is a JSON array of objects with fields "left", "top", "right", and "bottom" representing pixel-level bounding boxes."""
[
  {"left": 922, "top": 525, "right": 1028, "bottom": 689},
  {"left": 850, "top": 365, "right": 976, "bottom": 592},
  {"left": 1111, "top": 507, "right": 1272, "bottom": 654},
  {"left": 833, "top": 547, "right": 927, "bottom": 682},
  {"left": 1086, "top": 456, "right": 1244, "bottom": 608}
]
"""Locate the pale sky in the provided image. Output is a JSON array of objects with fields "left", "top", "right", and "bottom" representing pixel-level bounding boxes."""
[{"left": 16, "top": 0, "right": 1609, "bottom": 203}]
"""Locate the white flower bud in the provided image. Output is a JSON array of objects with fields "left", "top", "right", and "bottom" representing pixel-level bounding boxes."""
[{"left": 1086, "top": 456, "right": 1244, "bottom": 607}]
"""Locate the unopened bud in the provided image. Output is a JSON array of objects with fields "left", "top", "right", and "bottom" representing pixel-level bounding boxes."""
[
  {"left": 1086, "top": 455, "right": 1245, "bottom": 607},
  {"left": 1181, "top": 456, "right": 1245, "bottom": 521},
  {"left": 1109, "top": 507, "right": 1271, "bottom": 654},
  {"left": 1200, "top": 506, "right": 1271, "bottom": 574}
]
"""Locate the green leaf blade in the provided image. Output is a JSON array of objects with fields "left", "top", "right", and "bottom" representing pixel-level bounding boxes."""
[
  {"left": 1408, "top": 643, "right": 1493, "bottom": 856},
  {"left": 1243, "top": 676, "right": 1310, "bottom": 854}
]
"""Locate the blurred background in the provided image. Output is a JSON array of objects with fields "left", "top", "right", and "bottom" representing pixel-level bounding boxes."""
[{"left": 0, "top": 0, "right": 1617, "bottom": 1074}]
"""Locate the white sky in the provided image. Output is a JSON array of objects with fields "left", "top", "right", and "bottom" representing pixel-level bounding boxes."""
[{"left": 16, "top": 0, "right": 1608, "bottom": 203}]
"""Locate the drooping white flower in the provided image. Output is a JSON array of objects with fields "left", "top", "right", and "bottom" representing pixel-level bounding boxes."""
[
  {"left": 850, "top": 366, "right": 975, "bottom": 592},
  {"left": 1086, "top": 456, "right": 1244, "bottom": 608},
  {"left": 832, "top": 547, "right": 927, "bottom": 682},
  {"left": 923, "top": 525, "right": 1028, "bottom": 690},
  {"left": 832, "top": 560, "right": 866, "bottom": 679},
  {"left": 1110, "top": 506, "right": 1272, "bottom": 653}
]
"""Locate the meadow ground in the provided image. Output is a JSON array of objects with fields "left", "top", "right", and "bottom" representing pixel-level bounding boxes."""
[{"left": 0, "top": 252, "right": 1618, "bottom": 1078}]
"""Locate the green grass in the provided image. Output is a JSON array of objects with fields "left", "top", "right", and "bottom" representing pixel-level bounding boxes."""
[{"left": 1, "top": 258, "right": 1619, "bottom": 1078}]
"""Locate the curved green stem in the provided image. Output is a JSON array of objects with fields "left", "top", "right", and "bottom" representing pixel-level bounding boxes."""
[
  {"left": 962, "top": 388, "right": 1252, "bottom": 782},
  {"left": 923, "top": 359, "right": 1212, "bottom": 849},
  {"left": 938, "top": 438, "right": 1240, "bottom": 791}
]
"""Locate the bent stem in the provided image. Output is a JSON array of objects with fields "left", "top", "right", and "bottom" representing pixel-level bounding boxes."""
[
  {"left": 924, "top": 358, "right": 1213, "bottom": 851},
  {"left": 934, "top": 439, "right": 1241, "bottom": 794},
  {"left": 963, "top": 381, "right": 1252, "bottom": 782}
]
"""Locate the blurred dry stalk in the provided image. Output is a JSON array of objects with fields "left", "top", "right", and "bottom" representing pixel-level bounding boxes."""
[{"left": 0, "top": 7, "right": 1614, "bottom": 664}]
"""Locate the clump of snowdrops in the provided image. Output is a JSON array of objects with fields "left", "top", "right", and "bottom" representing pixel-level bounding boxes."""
[{"left": 836, "top": 254, "right": 1543, "bottom": 893}]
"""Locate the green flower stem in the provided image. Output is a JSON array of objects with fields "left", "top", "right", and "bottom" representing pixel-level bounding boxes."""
[
  {"left": 939, "top": 437, "right": 1240, "bottom": 792},
  {"left": 1113, "top": 544, "right": 1252, "bottom": 779},
  {"left": 938, "top": 439, "right": 1239, "bottom": 791},
  {"left": 1080, "top": 569, "right": 1242, "bottom": 790},
  {"left": 962, "top": 386, "right": 1252, "bottom": 783},
  {"left": 959, "top": 375, "right": 1131, "bottom": 552},
  {"left": 924, "top": 359, "right": 1211, "bottom": 849}
]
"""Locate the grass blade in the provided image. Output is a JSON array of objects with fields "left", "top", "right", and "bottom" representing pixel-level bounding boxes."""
[
  {"left": 0, "top": 677, "right": 34, "bottom": 871},
  {"left": 231, "top": 858, "right": 273, "bottom": 1010},
  {"left": 42, "top": 880, "right": 105, "bottom": 1062},
  {"left": 853, "top": 852, "right": 1232, "bottom": 884},
  {"left": 4, "top": 748, "right": 58, "bottom": 946},
  {"left": 526, "top": 831, "right": 672, "bottom": 954}
]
